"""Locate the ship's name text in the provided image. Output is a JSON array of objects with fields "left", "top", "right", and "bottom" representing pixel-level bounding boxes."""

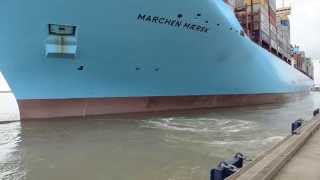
[{"left": 137, "top": 14, "right": 209, "bottom": 33}]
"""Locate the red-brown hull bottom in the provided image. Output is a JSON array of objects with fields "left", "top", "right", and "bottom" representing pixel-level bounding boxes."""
[{"left": 18, "top": 92, "right": 308, "bottom": 120}]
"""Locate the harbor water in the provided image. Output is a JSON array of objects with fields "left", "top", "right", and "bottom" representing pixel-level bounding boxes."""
[{"left": 1, "top": 93, "right": 320, "bottom": 180}]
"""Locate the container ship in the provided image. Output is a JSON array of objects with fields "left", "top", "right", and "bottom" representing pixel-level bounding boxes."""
[{"left": 0, "top": 0, "right": 313, "bottom": 119}]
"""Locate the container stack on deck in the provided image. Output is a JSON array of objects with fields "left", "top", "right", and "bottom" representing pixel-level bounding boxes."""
[
  {"left": 224, "top": 0, "right": 236, "bottom": 9},
  {"left": 269, "top": 0, "right": 278, "bottom": 55},
  {"left": 229, "top": 0, "right": 314, "bottom": 79},
  {"left": 292, "top": 46, "right": 314, "bottom": 78},
  {"left": 277, "top": 7, "right": 292, "bottom": 64},
  {"left": 234, "top": 0, "right": 272, "bottom": 49}
]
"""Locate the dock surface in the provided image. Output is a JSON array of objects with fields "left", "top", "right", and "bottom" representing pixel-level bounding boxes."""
[
  {"left": 227, "top": 114, "right": 320, "bottom": 180},
  {"left": 273, "top": 125, "right": 320, "bottom": 180}
]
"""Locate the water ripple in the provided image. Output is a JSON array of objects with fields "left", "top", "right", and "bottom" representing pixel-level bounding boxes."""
[{"left": 0, "top": 122, "right": 24, "bottom": 180}]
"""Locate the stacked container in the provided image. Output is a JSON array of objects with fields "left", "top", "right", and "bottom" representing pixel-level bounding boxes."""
[
  {"left": 235, "top": 0, "right": 249, "bottom": 34},
  {"left": 269, "top": 0, "right": 277, "bottom": 52},
  {"left": 234, "top": 1, "right": 249, "bottom": 36},
  {"left": 291, "top": 46, "right": 313, "bottom": 78},
  {"left": 233, "top": 1, "right": 313, "bottom": 76},
  {"left": 235, "top": 1, "right": 294, "bottom": 61},
  {"left": 224, "top": 0, "right": 236, "bottom": 10},
  {"left": 276, "top": 7, "right": 291, "bottom": 60},
  {"left": 235, "top": 0, "right": 271, "bottom": 48}
]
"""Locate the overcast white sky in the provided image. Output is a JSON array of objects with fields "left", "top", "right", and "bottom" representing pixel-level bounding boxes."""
[{"left": 278, "top": 0, "right": 320, "bottom": 60}]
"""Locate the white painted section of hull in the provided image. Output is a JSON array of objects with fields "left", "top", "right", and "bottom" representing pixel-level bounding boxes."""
[{"left": 0, "top": 72, "right": 20, "bottom": 121}]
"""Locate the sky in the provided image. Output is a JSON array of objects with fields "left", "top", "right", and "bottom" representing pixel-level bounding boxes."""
[
  {"left": 0, "top": 73, "right": 20, "bottom": 121},
  {"left": 278, "top": 0, "right": 320, "bottom": 61}
]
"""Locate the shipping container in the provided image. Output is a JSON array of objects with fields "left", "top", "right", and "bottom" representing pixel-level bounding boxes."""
[
  {"left": 269, "top": 0, "right": 276, "bottom": 11},
  {"left": 233, "top": 0, "right": 312, "bottom": 71},
  {"left": 235, "top": 0, "right": 272, "bottom": 47},
  {"left": 269, "top": 10, "right": 277, "bottom": 27},
  {"left": 244, "top": 0, "right": 269, "bottom": 9},
  {"left": 224, "top": 0, "right": 236, "bottom": 9},
  {"left": 235, "top": 0, "right": 246, "bottom": 10},
  {"left": 276, "top": 7, "right": 291, "bottom": 60}
]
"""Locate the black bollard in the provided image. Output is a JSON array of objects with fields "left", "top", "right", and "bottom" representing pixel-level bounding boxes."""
[
  {"left": 313, "top": 108, "right": 320, "bottom": 117},
  {"left": 291, "top": 119, "right": 303, "bottom": 135},
  {"left": 210, "top": 153, "right": 244, "bottom": 180}
]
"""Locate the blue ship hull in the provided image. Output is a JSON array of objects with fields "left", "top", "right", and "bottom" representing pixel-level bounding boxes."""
[{"left": 0, "top": 0, "right": 313, "bottom": 119}]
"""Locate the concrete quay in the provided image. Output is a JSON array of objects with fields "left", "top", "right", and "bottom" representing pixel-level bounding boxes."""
[
  {"left": 227, "top": 113, "right": 320, "bottom": 180},
  {"left": 273, "top": 122, "right": 320, "bottom": 180}
]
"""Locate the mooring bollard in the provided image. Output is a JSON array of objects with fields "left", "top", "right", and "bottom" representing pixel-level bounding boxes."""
[
  {"left": 291, "top": 119, "right": 303, "bottom": 135},
  {"left": 313, "top": 108, "right": 320, "bottom": 117},
  {"left": 210, "top": 153, "right": 244, "bottom": 180}
]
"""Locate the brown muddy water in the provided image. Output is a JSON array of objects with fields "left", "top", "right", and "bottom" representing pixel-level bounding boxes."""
[{"left": 1, "top": 92, "right": 320, "bottom": 180}]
